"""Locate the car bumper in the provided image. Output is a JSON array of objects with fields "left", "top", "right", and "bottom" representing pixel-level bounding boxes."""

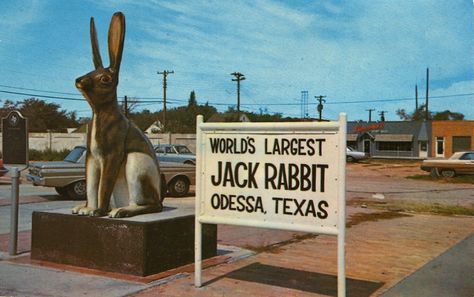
[{"left": 26, "top": 174, "right": 47, "bottom": 186}]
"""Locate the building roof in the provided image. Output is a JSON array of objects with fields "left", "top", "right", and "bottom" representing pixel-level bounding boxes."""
[{"left": 374, "top": 134, "right": 413, "bottom": 142}]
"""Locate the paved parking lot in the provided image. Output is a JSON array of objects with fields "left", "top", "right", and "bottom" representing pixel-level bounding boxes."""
[{"left": 0, "top": 161, "right": 473, "bottom": 296}]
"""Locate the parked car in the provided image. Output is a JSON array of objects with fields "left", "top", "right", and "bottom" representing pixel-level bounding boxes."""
[
  {"left": 0, "top": 159, "right": 8, "bottom": 176},
  {"left": 154, "top": 144, "right": 196, "bottom": 165},
  {"left": 346, "top": 147, "right": 367, "bottom": 162},
  {"left": 26, "top": 146, "right": 196, "bottom": 199},
  {"left": 421, "top": 151, "right": 474, "bottom": 177}
]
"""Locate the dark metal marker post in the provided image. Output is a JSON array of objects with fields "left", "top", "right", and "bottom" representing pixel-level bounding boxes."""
[
  {"left": 9, "top": 167, "right": 20, "bottom": 255},
  {"left": 2, "top": 110, "right": 28, "bottom": 256}
]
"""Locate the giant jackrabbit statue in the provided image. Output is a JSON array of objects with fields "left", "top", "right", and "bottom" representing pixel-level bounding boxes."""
[{"left": 73, "top": 12, "right": 163, "bottom": 218}]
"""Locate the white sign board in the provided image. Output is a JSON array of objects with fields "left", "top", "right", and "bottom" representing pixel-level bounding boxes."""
[{"left": 195, "top": 114, "right": 347, "bottom": 296}]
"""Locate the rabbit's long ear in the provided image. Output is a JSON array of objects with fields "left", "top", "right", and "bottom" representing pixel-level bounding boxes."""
[
  {"left": 108, "top": 12, "right": 125, "bottom": 74},
  {"left": 90, "top": 17, "right": 103, "bottom": 69}
]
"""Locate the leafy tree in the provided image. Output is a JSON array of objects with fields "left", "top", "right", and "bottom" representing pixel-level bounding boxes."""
[
  {"left": 397, "top": 104, "right": 464, "bottom": 121},
  {"left": 432, "top": 110, "right": 464, "bottom": 120},
  {"left": 188, "top": 90, "right": 197, "bottom": 108},
  {"left": 0, "top": 98, "right": 80, "bottom": 132},
  {"left": 128, "top": 109, "right": 160, "bottom": 131}
]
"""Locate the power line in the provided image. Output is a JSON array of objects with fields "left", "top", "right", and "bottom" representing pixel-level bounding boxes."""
[
  {"left": 0, "top": 90, "right": 85, "bottom": 101},
  {"left": 0, "top": 84, "right": 82, "bottom": 97},
  {"left": 0, "top": 85, "right": 472, "bottom": 108}
]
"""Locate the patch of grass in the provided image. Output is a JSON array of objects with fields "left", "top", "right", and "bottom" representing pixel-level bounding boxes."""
[
  {"left": 362, "top": 163, "right": 382, "bottom": 167},
  {"left": 350, "top": 199, "right": 474, "bottom": 216},
  {"left": 396, "top": 202, "right": 474, "bottom": 216},
  {"left": 29, "top": 149, "right": 70, "bottom": 161},
  {"left": 407, "top": 174, "right": 474, "bottom": 184},
  {"left": 243, "top": 233, "right": 317, "bottom": 254},
  {"left": 347, "top": 212, "right": 412, "bottom": 228}
]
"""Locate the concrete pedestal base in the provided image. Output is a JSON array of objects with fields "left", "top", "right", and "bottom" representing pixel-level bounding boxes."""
[{"left": 31, "top": 208, "right": 217, "bottom": 276}]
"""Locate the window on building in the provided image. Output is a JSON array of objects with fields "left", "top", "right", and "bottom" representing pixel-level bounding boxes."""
[
  {"left": 452, "top": 136, "right": 471, "bottom": 152},
  {"left": 376, "top": 142, "right": 412, "bottom": 151},
  {"left": 436, "top": 137, "right": 444, "bottom": 156}
]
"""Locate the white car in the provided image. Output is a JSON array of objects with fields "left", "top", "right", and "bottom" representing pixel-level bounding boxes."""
[{"left": 346, "top": 147, "right": 367, "bottom": 162}]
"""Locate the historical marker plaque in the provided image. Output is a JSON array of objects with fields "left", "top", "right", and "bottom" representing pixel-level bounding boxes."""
[{"left": 2, "top": 110, "right": 28, "bottom": 166}]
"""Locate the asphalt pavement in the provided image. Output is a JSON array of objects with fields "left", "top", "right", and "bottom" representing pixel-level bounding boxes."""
[
  {"left": 381, "top": 233, "right": 474, "bottom": 297},
  {"left": 0, "top": 168, "right": 473, "bottom": 296}
]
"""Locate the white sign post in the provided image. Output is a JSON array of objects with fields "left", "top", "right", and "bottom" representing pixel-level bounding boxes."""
[{"left": 195, "top": 113, "right": 347, "bottom": 297}]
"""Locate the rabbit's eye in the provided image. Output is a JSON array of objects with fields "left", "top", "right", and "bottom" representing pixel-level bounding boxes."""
[{"left": 99, "top": 75, "right": 112, "bottom": 84}]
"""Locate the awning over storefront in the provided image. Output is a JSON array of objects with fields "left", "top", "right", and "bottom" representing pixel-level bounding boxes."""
[
  {"left": 347, "top": 134, "right": 358, "bottom": 141},
  {"left": 374, "top": 134, "right": 413, "bottom": 142}
]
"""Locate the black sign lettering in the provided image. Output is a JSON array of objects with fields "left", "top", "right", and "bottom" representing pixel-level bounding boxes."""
[
  {"left": 211, "top": 193, "right": 265, "bottom": 214},
  {"left": 264, "top": 163, "right": 327, "bottom": 192},
  {"left": 211, "top": 161, "right": 260, "bottom": 188},
  {"left": 209, "top": 137, "right": 255, "bottom": 154}
]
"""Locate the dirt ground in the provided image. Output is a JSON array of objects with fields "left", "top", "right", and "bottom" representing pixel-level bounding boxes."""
[{"left": 346, "top": 159, "right": 474, "bottom": 211}]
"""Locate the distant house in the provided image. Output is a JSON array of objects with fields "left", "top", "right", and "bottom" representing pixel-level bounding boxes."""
[
  {"left": 347, "top": 120, "right": 474, "bottom": 159},
  {"left": 347, "top": 121, "right": 430, "bottom": 159},
  {"left": 207, "top": 112, "right": 250, "bottom": 123},
  {"left": 145, "top": 120, "right": 164, "bottom": 134}
]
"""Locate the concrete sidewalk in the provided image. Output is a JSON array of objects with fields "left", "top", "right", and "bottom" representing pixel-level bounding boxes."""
[{"left": 1, "top": 207, "right": 473, "bottom": 297}]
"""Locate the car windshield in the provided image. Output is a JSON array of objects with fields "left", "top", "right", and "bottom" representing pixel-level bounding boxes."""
[
  {"left": 64, "top": 147, "right": 86, "bottom": 163},
  {"left": 449, "top": 152, "right": 465, "bottom": 160},
  {"left": 175, "top": 146, "right": 192, "bottom": 154}
]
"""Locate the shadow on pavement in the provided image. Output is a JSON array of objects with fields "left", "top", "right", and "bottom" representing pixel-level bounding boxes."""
[{"left": 207, "top": 262, "right": 384, "bottom": 297}]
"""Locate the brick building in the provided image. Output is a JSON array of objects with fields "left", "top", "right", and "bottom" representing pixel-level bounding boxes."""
[{"left": 431, "top": 120, "right": 474, "bottom": 158}]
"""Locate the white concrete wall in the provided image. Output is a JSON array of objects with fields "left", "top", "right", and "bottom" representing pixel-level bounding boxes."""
[{"left": 0, "top": 132, "right": 197, "bottom": 153}]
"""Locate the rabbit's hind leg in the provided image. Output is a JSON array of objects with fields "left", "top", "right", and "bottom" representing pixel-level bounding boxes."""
[{"left": 109, "top": 152, "right": 162, "bottom": 218}]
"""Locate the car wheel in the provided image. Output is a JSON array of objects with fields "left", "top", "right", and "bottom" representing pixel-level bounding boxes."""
[
  {"left": 440, "top": 169, "right": 456, "bottom": 178},
  {"left": 429, "top": 168, "right": 440, "bottom": 177},
  {"left": 67, "top": 180, "right": 87, "bottom": 200},
  {"left": 346, "top": 156, "right": 355, "bottom": 162},
  {"left": 168, "top": 177, "right": 190, "bottom": 197},
  {"left": 55, "top": 186, "right": 68, "bottom": 197}
]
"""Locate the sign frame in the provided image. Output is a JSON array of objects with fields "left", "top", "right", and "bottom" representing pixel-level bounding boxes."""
[{"left": 195, "top": 113, "right": 347, "bottom": 297}]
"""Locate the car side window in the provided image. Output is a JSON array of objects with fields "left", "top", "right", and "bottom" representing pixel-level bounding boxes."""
[
  {"left": 165, "top": 147, "right": 175, "bottom": 154},
  {"left": 155, "top": 147, "right": 165, "bottom": 154},
  {"left": 460, "top": 153, "right": 474, "bottom": 160}
]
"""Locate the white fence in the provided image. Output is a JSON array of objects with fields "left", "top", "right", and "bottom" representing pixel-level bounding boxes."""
[{"left": 0, "top": 132, "right": 197, "bottom": 153}]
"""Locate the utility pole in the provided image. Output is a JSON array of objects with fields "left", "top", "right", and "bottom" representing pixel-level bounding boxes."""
[
  {"left": 425, "top": 68, "right": 429, "bottom": 120},
  {"left": 315, "top": 95, "right": 326, "bottom": 121},
  {"left": 415, "top": 84, "right": 418, "bottom": 110},
  {"left": 157, "top": 70, "right": 174, "bottom": 131},
  {"left": 231, "top": 72, "right": 245, "bottom": 114},
  {"left": 124, "top": 95, "right": 128, "bottom": 118},
  {"left": 301, "top": 91, "right": 309, "bottom": 119},
  {"left": 379, "top": 110, "right": 387, "bottom": 122},
  {"left": 366, "top": 108, "right": 375, "bottom": 122}
]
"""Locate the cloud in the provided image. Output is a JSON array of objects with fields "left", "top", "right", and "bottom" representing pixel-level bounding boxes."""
[{"left": 5, "top": 0, "right": 470, "bottom": 120}]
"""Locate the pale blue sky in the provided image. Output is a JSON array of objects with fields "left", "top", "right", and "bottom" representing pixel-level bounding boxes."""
[{"left": 0, "top": 0, "right": 472, "bottom": 121}]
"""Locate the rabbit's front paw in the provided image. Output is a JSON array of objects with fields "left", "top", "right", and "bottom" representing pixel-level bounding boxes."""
[
  {"left": 72, "top": 204, "right": 86, "bottom": 214},
  {"left": 76, "top": 207, "right": 106, "bottom": 217}
]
